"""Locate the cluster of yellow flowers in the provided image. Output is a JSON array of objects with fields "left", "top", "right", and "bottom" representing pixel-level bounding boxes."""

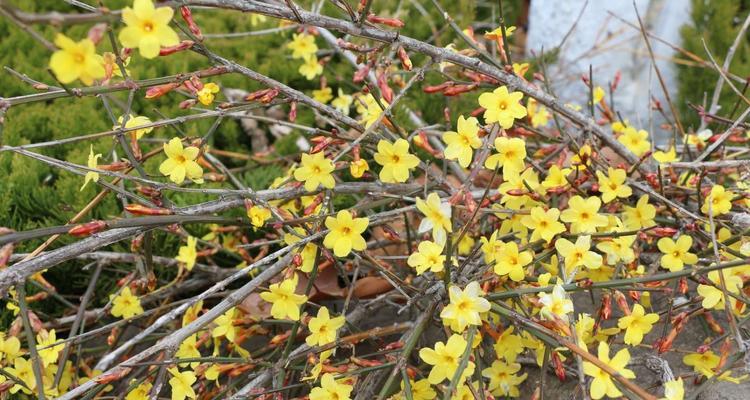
[{"left": 18, "top": 1, "right": 750, "bottom": 398}]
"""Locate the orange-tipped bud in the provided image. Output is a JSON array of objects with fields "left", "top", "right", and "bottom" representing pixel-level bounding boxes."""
[
  {"left": 145, "top": 82, "right": 180, "bottom": 99},
  {"left": 350, "top": 357, "right": 382, "bottom": 367},
  {"left": 613, "top": 290, "right": 631, "bottom": 315},
  {"left": 180, "top": 6, "right": 203, "bottom": 39},
  {"left": 68, "top": 220, "right": 107, "bottom": 237},
  {"left": 397, "top": 47, "right": 412, "bottom": 71},
  {"left": 650, "top": 227, "right": 678, "bottom": 238},
  {"left": 443, "top": 83, "right": 479, "bottom": 97},
  {"left": 159, "top": 40, "right": 195, "bottom": 56},
  {"left": 377, "top": 72, "right": 394, "bottom": 103},
  {"left": 423, "top": 81, "right": 455, "bottom": 94},
  {"left": 94, "top": 367, "right": 131, "bottom": 384},
  {"left": 367, "top": 14, "right": 405, "bottom": 28},
  {"left": 124, "top": 204, "right": 173, "bottom": 216}
]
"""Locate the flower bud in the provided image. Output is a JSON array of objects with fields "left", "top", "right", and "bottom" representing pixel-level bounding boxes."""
[
  {"left": 68, "top": 220, "right": 107, "bottom": 236},
  {"left": 180, "top": 6, "right": 203, "bottom": 40},
  {"left": 145, "top": 82, "right": 180, "bottom": 99},
  {"left": 159, "top": 40, "right": 195, "bottom": 56},
  {"left": 367, "top": 14, "right": 405, "bottom": 28},
  {"left": 124, "top": 204, "right": 173, "bottom": 216}
]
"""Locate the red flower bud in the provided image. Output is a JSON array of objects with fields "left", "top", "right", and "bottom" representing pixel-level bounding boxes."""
[
  {"left": 159, "top": 40, "right": 195, "bottom": 56},
  {"left": 650, "top": 227, "right": 678, "bottom": 237},
  {"left": 68, "top": 220, "right": 107, "bottom": 237},
  {"left": 145, "top": 82, "right": 180, "bottom": 99},
  {"left": 397, "top": 47, "right": 412, "bottom": 71},
  {"left": 87, "top": 23, "right": 107, "bottom": 45},
  {"left": 443, "top": 83, "right": 479, "bottom": 97},
  {"left": 377, "top": 71, "right": 394, "bottom": 103},
  {"left": 180, "top": 6, "right": 203, "bottom": 40},
  {"left": 423, "top": 81, "right": 456, "bottom": 94},
  {"left": 353, "top": 65, "right": 370, "bottom": 83},
  {"left": 289, "top": 101, "right": 297, "bottom": 122},
  {"left": 366, "top": 14, "right": 405, "bottom": 28},
  {"left": 124, "top": 204, "right": 173, "bottom": 216}
]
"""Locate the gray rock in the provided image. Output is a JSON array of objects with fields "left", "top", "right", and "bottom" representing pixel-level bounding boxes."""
[{"left": 697, "top": 380, "right": 750, "bottom": 400}]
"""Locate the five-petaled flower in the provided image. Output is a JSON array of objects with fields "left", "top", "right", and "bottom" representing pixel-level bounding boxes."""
[
  {"left": 323, "top": 210, "right": 369, "bottom": 257},
  {"left": 539, "top": 284, "right": 574, "bottom": 322},
  {"left": 478, "top": 86, "right": 527, "bottom": 129},
  {"left": 442, "top": 115, "right": 482, "bottom": 168},
  {"left": 159, "top": 137, "right": 204, "bottom": 184},
  {"left": 657, "top": 235, "right": 697, "bottom": 272},
  {"left": 373, "top": 139, "right": 420, "bottom": 183},
  {"left": 561, "top": 196, "right": 609, "bottom": 234},
  {"left": 701, "top": 185, "right": 733, "bottom": 216},
  {"left": 306, "top": 306, "right": 346, "bottom": 346},
  {"left": 167, "top": 368, "right": 197, "bottom": 400},
  {"left": 260, "top": 274, "right": 308, "bottom": 320},
  {"left": 521, "top": 207, "right": 566, "bottom": 243},
  {"left": 596, "top": 167, "right": 632, "bottom": 203},
  {"left": 111, "top": 286, "right": 144, "bottom": 319},
  {"left": 494, "top": 241, "right": 532, "bottom": 282},
  {"left": 175, "top": 236, "right": 198, "bottom": 271},
  {"left": 49, "top": 34, "right": 105, "bottom": 85},
  {"left": 119, "top": 0, "right": 180, "bottom": 59},
  {"left": 440, "top": 281, "right": 490, "bottom": 332},
  {"left": 294, "top": 151, "right": 336, "bottom": 191},
  {"left": 416, "top": 193, "right": 453, "bottom": 245},
  {"left": 309, "top": 373, "right": 353, "bottom": 400},
  {"left": 582, "top": 341, "right": 636, "bottom": 399},
  {"left": 287, "top": 33, "right": 318, "bottom": 59},
  {"left": 196, "top": 82, "right": 220, "bottom": 105},
  {"left": 485, "top": 136, "right": 527, "bottom": 176},
  {"left": 555, "top": 235, "right": 602, "bottom": 272},
  {"left": 407, "top": 240, "right": 445, "bottom": 275},
  {"left": 418, "top": 334, "right": 475, "bottom": 384},
  {"left": 617, "top": 304, "right": 659, "bottom": 345}
]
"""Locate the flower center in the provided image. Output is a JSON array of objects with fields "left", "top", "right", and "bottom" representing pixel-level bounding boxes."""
[
  {"left": 580, "top": 212, "right": 590, "bottom": 220},
  {"left": 390, "top": 155, "right": 401, "bottom": 164},
  {"left": 143, "top": 21, "right": 154, "bottom": 32},
  {"left": 498, "top": 100, "right": 508, "bottom": 110},
  {"left": 176, "top": 155, "right": 187, "bottom": 164},
  {"left": 672, "top": 251, "right": 681, "bottom": 258},
  {"left": 73, "top": 52, "right": 85, "bottom": 64}
]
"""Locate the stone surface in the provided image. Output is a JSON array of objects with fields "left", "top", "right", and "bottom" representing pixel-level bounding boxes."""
[
  {"left": 698, "top": 380, "right": 750, "bottom": 400},
  {"left": 526, "top": 0, "right": 691, "bottom": 142}
]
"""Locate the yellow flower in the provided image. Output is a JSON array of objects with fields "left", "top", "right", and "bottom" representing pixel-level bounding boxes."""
[
  {"left": 697, "top": 270, "right": 743, "bottom": 310},
  {"left": 349, "top": 159, "right": 369, "bottom": 178},
  {"left": 593, "top": 86, "right": 606, "bottom": 104},
  {"left": 284, "top": 228, "right": 318, "bottom": 273},
  {"left": 159, "top": 137, "right": 204, "bottom": 184},
  {"left": 539, "top": 284, "right": 574, "bottom": 322},
  {"left": 331, "top": 89, "right": 353, "bottom": 114},
  {"left": 126, "top": 381, "right": 152, "bottom": 400},
  {"left": 485, "top": 137, "right": 526, "bottom": 176},
  {"left": 176, "top": 236, "right": 198, "bottom": 271},
  {"left": 596, "top": 235, "right": 636, "bottom": 265},
  {"left": 212, "top": 308, "right": 238, "bottom": 342},
  {"left": 309, "top": 373, "right": 353, "bottom": 400},
  {"left": 111, "top": 286, "right": 144, "bottom": 319},
  {"left": 512, "top": 62, "right": 529, "bottom": 77},
  {"left": 480, "top": 230, "right": 505, "bottom": 264},
  {"left": 542, "top": 165, "right": 571, "bottom": 189},
  {"left": 260, "top": 274, "right": 308, "bottom": 320},
  {"left": 612, "top": 120, "right": 630, "bottom": 133},
  {"left": 294, "top": 151, "right": 335, "bottom": 191},
  {"left": 358, "top": 93, "right": 388, "bottom": 128},
  {"left": 443, "top": 115, "right": 482, "bottom": 168},
  {"left": 312, "top": 87, "right": 333, "bottom": 104},
  {"left": 418, "top": 334, "right": 475, "bottom": 384},
  {"left": 7, "top": 357, "right": 36, "bottom": 394},
  {"left": 323, "top": 210, "right": 369, "bottom": 257},
  {"left": 494, "top": 326, "right": 524, "bottom": 362},
  {"left": 527, "top": 98, "right": 550, "bottom": 128},
  {"left": 167, "top": 368, "right": 197, "bottom": 400},
  {"left": 36, "top": 329, "right": 63, "bottom": 367},
  {"left": 494, "top": 241, "right": 532, "bottom": 282},
  {"left": 407, "top": 240, "right": 445, "bottom": 274},
  {"left": 623, "top": 195, "right": 656, "bottom": 229},
  {"left": 653, "top": 146, "right": 678, "bottom": 164},
  {"left": 0, "top": 334, "right": 21, "bottom": 363},
  {"left": 596, "top": 167, "right": 632, "bottom": 203},
  {"left": 575, "top": 313, "right": 620, "bottom": 346},
  {"left": 617, "top": 304, "right": 659, "bottom": 345},
  {"left": 657, "top": 235, "right": 697, "bottom": 272},
  {"left": 701, "top": 185, "right": 733, "bottom": 216},
  {"left": 683, "top": 351, "right": 719, "bottom": 378},
  {"left": 287, "top": 33, "right": 318, "bottom": 59},
  {"left": 521, "top": 207, "right": 566, "bottom": 243},
  {"left": 116, "top": 114, "right": 153, "bottom": 139},
  {"left": 571, "top": 144, "right": 592, "bottom": 171},
  {"left": 299, "top": 55, "right": 323, "bottom": 80},
  {"left": 416, "top": 193, "right": 452, "bottom": 244},
  {"left": 582, "top": 341, "right": 635, "bottom": 399},
  {"left": 49, "top": 34, "right": 104, "bottom": 85},
  {"left": 306, "top": 306, "right": 345, "bottom": 346},
  {"left": 119, "top": 0, "right": 179, "bottom": 59},
  {"left": 478, "top": 86, "right": 527, "bottom": 129},
  {"left": 561, "top": 196, "right": 608, "bottom": 234},
  {"left": 175, "top": 335, "right": 201, "bottom": 368},
  {"left": 204, "top": 364, "right": 220, "bottom": 380},
  {"left": 618, "top": 127, "right": 651, "bottom": 156},
  {"left": 481, "top": 360, "right": 527, "bottom": 397},
  {"left": 555, "top": 235, "right": 602, "bottom": 272},
  {"left": 662, "top": 378, "right": 684, "bottom": 400},
  {"left": 440, "top": 281, "right": 490, "bottom": 333},
  {"left": 399, "top": 378, "right": 436, "bottom": 400},
  {"left": 81, "top": 145, "right": 102, "bottom": 191},
  {"left": 455, "top": 235, "right": 475, "bottom": 255},
  {"left": 197, "top": 83, "right": 220, "bottom": 105},
  {"left": 247, "top": 205, "right": 272, "bottom": 228},
  {"left": 373, "top": 139, "right": 420, "bottom": 183}
]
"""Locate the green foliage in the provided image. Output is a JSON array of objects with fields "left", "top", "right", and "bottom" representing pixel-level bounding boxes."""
[{"left": 678, "top": 0, "right": 750, "bottom": 128}]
